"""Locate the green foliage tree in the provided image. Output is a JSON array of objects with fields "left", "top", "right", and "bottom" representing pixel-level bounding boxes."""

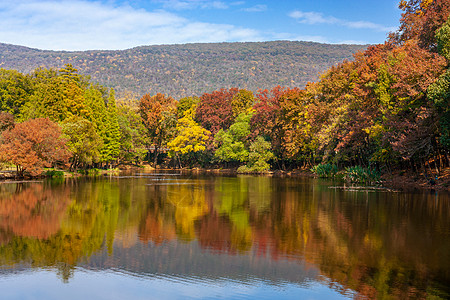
[
  {"left": 20, "top": 68, "right": 67, "bottom": 122},
  {"left": 237, "top": 136, "right": 274, "bottom": 173},
  {"left": 117, "top": 104, "right": 148, "bottom": 163},
  {"left": 101, "top": 90, "right": 121, "bottom": 165},
  {"left": 214, "top": 110, "right": 253, "bottom": 164},
  {"left": 436, "top": 16, "right": 450, "bottom": 60},
  {"left": 0, "top": 69, "right": 32, "bottom": 117},
  {"left": 61, "top": 116, "right": 103, "bottom": 170},
  {"left": 20, "top": 65, "right": 90, "bottom": 122},
  {"left": 428, "top": 71, "right": 450, "bottom": 148}
]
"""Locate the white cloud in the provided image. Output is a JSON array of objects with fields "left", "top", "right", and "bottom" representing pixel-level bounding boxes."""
[
  {"left": 242, "top": 4, "right": 267, "bottom": 12},
  {"left": 288, "top": 11, "right": 338, "bottom": 25},
  {"left": 344, "top": 20, "right": 396, "bottom": 32},
  {"left": 0, "top": 0, "right": 263, "bottom": 50},
  {"left": 289, "top": 10, "right": 394, "bottom": 32},
  {"left": 153, "top": 0, "right": 228, "bottom": 10}
]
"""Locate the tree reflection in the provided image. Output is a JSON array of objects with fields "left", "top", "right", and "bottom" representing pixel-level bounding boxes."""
[
  {"left": 0, "top": 183, "right": 70, "bottom": 240},
  {"left": 0, "top": 177, "right": 448, "bottom": 298}
]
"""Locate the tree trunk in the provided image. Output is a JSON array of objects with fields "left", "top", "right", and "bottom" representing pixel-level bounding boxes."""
[
  {"left": 177, "top": 154, "right": 182, "bottom": 169},
  {"left": 153, "top": 146, "right": 159, "bottom": 167}
]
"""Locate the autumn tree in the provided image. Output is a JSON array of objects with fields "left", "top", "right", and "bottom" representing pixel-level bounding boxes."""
[
  {"left": 195, "top": 88, "right": 238, "bottom": 136},
  {"left": 372, "top": 42, "right": 447, "bottom": 169},
  {"left": 231, "top": 89, "right": 254, "bottom": 118},
  {"left": 0, "top": 111, "right": 14, "bottom": 132},
  {"left": 0, "top": 118, "right": 69, "bottom": 176},
  {"left": 390, "top": 0, "right": 450, "bottom": 50},
  {"left": 250, "top": 86, "right": 285, "bottom": 161},
  {"left": 58, "top": 64, "right": 90, "bottom": 120},
  {"left": 277, "top": 88, "right": 320, "bottom": 166},
  {"left": 167, "top": 106, "right": 210, "bottom": 168},
  {"left": 177, "top": 96, "right": 199, "bottom": 119},
  {"left": 250, "top": 85, "right": 324, "bottom": 168},
  {"left": 139, "top": 93, "right": 177, "bottom": 166}
]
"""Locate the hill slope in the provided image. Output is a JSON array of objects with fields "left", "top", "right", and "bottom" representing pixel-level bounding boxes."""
[{"left": 0, "top": 41, "right": 367, "bottom": 98}]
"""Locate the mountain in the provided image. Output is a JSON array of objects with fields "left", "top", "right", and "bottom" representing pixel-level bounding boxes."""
[{"left": 0, "top": 41, "right": 367, "bottom": 99}]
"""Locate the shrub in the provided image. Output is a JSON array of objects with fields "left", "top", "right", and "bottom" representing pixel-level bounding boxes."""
[
  {"left": 344, "top": 165, "right": 380, "bottom": 184},
  {"left": 310, "top": 163, "right": 338, "bottom": 178},
  {"left": 45, "top": 170, "right": 65, "bottom": 178},
  {"left": 87, "top": 168, "right": 100, "bottom": 176}
]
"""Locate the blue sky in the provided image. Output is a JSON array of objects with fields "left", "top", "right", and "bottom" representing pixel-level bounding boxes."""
[{"left": 0, "top": 0, "right": 402, "bottom": 51}]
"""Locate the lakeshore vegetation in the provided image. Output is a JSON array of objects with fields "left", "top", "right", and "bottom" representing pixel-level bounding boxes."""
[{"left": 0, "top": 0, "right": 449, "bottom": 178}]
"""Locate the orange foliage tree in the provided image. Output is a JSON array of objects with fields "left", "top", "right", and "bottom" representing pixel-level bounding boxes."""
[
  {"left": 139, "top": 93, "right": 177, "bottom": 166},
  {"left": 0, "top": 118, "right": 69, "bottom": 176},
  {"left": 0, "top": 111, "right": 14, "bottom": 132}
]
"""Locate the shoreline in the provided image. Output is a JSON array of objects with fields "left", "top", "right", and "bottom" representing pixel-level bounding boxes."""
[
  {"left": 1, "top": 167, "right": 449, "bottom": 192},
  {"left": 177, "top": 168, "right": 450, "bottom": 192}
]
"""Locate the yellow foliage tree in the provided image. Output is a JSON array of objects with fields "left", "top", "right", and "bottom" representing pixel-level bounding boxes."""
[{"left": 167, "top": 107, "right": 210, "bottom": 167}]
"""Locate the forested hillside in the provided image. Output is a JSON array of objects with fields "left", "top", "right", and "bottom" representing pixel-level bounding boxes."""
[{"left": 0, "top": 41, "right": 366, "bottom": 98}]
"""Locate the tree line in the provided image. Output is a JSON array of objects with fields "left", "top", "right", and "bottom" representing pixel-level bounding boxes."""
[{"left": 0, "top": 0, "right": 449, "bottom": 176}]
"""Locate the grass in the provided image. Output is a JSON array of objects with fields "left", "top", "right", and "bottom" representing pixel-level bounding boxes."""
[
  {"left": 310, "top": 163, "right": 338, "bottom": 178},
  {"left": 311, "top": 163, "right": 380, "bottom": 185},
  {"left": 344, "top": 165, "right": 380, "bottom": 185},
  {"left": 45, "top": 170, "right": 65, "bottom": 178}
]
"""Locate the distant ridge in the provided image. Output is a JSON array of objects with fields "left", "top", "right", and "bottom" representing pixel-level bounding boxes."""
[{"left": 0, "top": 41, "right": 367, "bottom": 99}]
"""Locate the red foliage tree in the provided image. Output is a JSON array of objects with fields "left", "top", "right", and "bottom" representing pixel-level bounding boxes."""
[
  {"left": 388, "top": 41, "right": 447, "bottom": 101},
  {"left": 195, "top": 88, "right": 239, "bottom": 136},
  {"left": 0, "top": 118, "right": 69, "bottom": 176},
  {"left": 250, "top": 86, "right": 301, "bottom": 166}
]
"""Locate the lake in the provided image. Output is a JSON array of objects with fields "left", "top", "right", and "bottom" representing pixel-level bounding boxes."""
[{"left": 0, "top": 172, "right": 449, "bottom": 299}]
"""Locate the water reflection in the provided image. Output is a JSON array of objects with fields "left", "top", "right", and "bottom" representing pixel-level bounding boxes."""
[{"left": 0, "top": 174, "right": 449, "bottom": 299}]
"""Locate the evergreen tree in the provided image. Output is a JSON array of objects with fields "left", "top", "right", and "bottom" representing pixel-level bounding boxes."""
[{"left": 101, "top": 89, "right": 121, "bottom": 164}]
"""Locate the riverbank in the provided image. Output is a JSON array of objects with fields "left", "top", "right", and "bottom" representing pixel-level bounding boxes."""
[
  {"left": 1, "top": 166, "right": 449, "bottom": 192},
  {"left": 175, "top": 167, "right": 450, "bottom": 192},
  {"left": 379, "top": 168, "right": 450, "bottom": 192}
]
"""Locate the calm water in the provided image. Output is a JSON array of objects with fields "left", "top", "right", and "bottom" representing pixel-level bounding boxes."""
[{"left": 0, "top": 172, "right": 449, "bottom": 299}]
